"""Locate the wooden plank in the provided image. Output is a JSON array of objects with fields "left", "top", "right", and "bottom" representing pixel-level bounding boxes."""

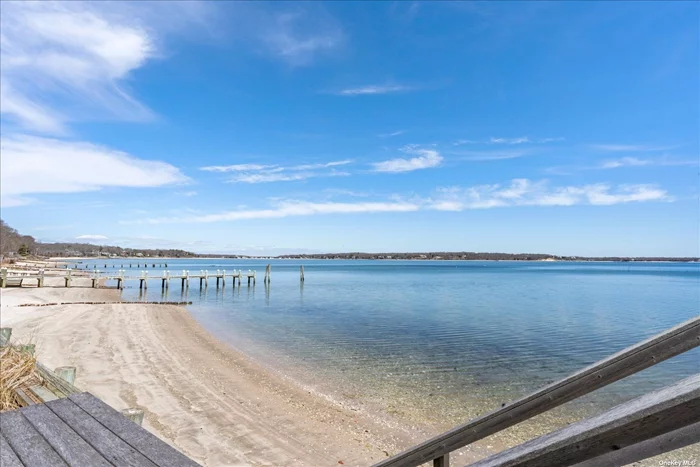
[
  {"left": 46, "top": 397, "right": 158, "bottom": 467},
  {"left": 69, "top": 392, "right": 201, "bottom": 467},
  {"left": 465, "top": 374, "right": 700, "bottom": 467},
  {"left": 0, "top": 432, "right": 23, "bottom": 467},
  {"left": 21, "top": 403, "right": 112, "bottom": 467},
  {"left": 373, "top": 315, "right": 700, "bottom": 467},
  {"left": 29, "top": 384, "right": 59, "bottom": 402},
  {"left": 36, "top": 361, "right": 80, "bottom": 397},
  {"left": 0, "top": 327, "right": 11, "bottom": 346},
  {"left": 571, "top": 420, "right": 700, "bottom": 467},
  {"left": 0, "top": 410, "right": 68, "bottom": 466},
  {"left": 16, "top": 387, "right": 37, "bottom": 406}
]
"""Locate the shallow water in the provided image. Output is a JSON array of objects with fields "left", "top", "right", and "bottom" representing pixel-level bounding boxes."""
[{"left": 79, "top": 259, "right": 699, "bottom": 446}]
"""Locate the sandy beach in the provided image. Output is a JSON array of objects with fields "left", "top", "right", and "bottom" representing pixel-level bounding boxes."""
[{"left": 0, "top": 276, "right": 430, "bottom": 467}]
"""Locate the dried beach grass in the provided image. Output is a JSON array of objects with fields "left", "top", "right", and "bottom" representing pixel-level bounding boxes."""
[{"left": 0, "top": 344, "right": 42, "bottom": 411}]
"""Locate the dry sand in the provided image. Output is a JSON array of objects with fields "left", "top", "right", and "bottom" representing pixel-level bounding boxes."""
[{"left": 0, "top": 277, "right": 429, "bottom": 467}]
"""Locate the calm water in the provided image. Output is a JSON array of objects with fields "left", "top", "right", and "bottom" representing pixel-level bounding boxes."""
[{"left": 77, "top": 259, "right": 700, "bottom": 437}]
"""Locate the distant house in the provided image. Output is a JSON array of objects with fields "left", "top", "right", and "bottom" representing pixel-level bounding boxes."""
[{"left": 136, "top": 252, "right": 144, "bottom": 257}]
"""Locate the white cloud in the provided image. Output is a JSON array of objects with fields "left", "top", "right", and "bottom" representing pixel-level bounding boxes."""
[
  {"left": 0, "top": 2, "right": 160, "bottom": 134},
  {"left": 337, "top": 85, "right": 411, "bottom": 96},
  {"left": 261, "top": 11, "right": 342, "bottom": 66},
  {"left": 600, "top": 157, "right": 697, "bottom": 169},
  {"left": 290, "top": 160, "right": 352, "bottom": 170},
  {"left": 372, "top": 145, "right": 443, "bottom": 173},
  {"left": 201, "top": 159, "right": 353, "bottom": 183},
  {"left": 230, "top": 170, "right": 349, "bottom": 184},
  {"left": 201, "top": 163, "right": 275, "bottom": 172},
  {"left": 0, "top": 135, "right": 188, "bottom": 207},
  {"left": 177, "top": 191, "right": 198, "bottom": 197},
  {"left": 489, "top": 137, "right": 530, "bottom": 144},
  {"left": 538, "top": 137, "right": 565, "bottom": 143},
  {"left": 453, "top": 139, "right": 477, "bottom": 146},
  {"left": 76, "top": 234, "right": 108, "bottom": 240},
  {"left": 125, "top": 178, "right": 672, "bottom": 224},
  {"left": 430, "top": 179, "right": 670, "bottom": 211},
  {"left": 128, "top": 200, "right": 421, "bottom": 224},
  {"left": 378, "top": 130, "right": 406, "bottom": 138}
]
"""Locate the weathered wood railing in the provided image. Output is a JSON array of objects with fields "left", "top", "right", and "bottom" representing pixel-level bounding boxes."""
[{"left": 373, "top": 315, "right": 700, "bottom": 467}]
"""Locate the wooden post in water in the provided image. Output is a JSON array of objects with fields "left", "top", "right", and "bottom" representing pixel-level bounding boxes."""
[
  {"left": 0, "top": 268, "right": 6, "bottom": 288},
  {"left": 55, "top": 366, "right": 76, "bottom": 385},
  {"left": 216, "top": 270, "right": 221, "bottom": 288},
  {"left": 121, "top": 408, "right": 145, "bottom": 426},
  {"left": 0, "top": 328, "right": 12, "bottom": 346},
  {"left": 91, "top": 270, "right": 99, "bottom": 289},
  {"left": 264, "top": 264, "right": 271, "bottom": 284},
  {"left": 38, "top": 269, "right": 45, "bottom": 288},
  {"left": 222, "top": 270, "right": 226, "bottom": 287},
  {"left": 185, "top": 270, "right": 190, "bottom": 288},
  {"left": 300, "top": 265, "right": 305, "bottom": 283}
]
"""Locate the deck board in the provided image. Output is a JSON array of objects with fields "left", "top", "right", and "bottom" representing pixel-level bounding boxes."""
[
  {"left": 45, "top": 397, "right": 158, "bottom": 467},
  {"left": 0, "top": 410, "right": 68, "bottom": 466},
  {"left": 69, "top": 392, "right": 200, "bottom": 467},
  {"left": 0, "top": 392, "right": 200, "bottom": 467},
  {"left": 0, "top": 432, "right": 24, "bottom": 467},
  {"left": 21, "top": 403, "right": 112, "bottom": 466}
]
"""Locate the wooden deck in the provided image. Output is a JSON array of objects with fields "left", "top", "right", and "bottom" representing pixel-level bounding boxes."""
[{"left": 0, "top": 392, "right": 200, "bottom": 467}]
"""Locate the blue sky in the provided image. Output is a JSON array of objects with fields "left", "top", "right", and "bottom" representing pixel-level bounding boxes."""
[{"left": 1, "top": 1, "right": 698, "bottom": 256}]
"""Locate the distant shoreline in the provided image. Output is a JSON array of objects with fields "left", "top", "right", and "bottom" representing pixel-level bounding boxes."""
[{"left": 48, "top": 256, "right": 699, "bottom": 263}]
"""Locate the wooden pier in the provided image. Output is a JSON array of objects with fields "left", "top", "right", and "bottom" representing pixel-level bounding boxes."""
[{"left": 0, "top": 268, "right": 258, "bottom": 289}]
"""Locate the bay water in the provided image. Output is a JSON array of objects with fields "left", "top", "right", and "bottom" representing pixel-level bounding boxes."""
[{"left": 78, "top": 259, "right": 699, "bottom": 446}]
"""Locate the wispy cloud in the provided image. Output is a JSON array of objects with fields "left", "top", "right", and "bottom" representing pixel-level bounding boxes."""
[
  {"left": 0, "top": 2, "right": 184, "bottom": 134},
  {"left": 453, "top": 139, "right": 477, "bottom": 146},
  {"left": 538, "top": 137, "right": 565, "bottom": 143},
  {"left": 0, "top": 135, "right": 188, "bottom": 208},
  {"left": 126, "top": 200, "right": 421, "bottom": 224},
  {"left": 489, "top": 136, "right": 530, "bottom": 144},
  {"left": 590, "top": 144, "right": 677, "bottom": 152},
  {"left": 262, "top": 11, "right": 343, "bottom": 66},
  {"left": 548, "top": 156, "right": 698, "bottom": 174},
  {"left": 372, "top": 145, "right": 443, "bottom": 173},
  {"left": 201, "top": 163, "right": 274, "bottom": 172},
  {"left": 200, "top": 159, "right": 353, "bottom": 184},
  {"left": 430, "top": 179, "right": 671, "bottom": 211},
  {"left": 125, "top": 178, "right": 673, "bottom": 224},
  {"left": 177, "top": 191, "right": 198, "bottom": 197},
  {"left": 76, "top": 234, "right": 108, "bottom": 241},
  {"left": 230, "top": 170, "right": 349, "bottom": 184},
  {"left": 454, "top": 137, "right": 562, "bottom": 146},
  {"left": 336, "top": 85, "right": 412, "bottom": 96},
  {"left": 378, "top": 130, "right": 406, "bottom": 138}
]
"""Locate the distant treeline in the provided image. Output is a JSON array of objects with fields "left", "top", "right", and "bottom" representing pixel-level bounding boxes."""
[
  {"left": 2, "top": 220, "right": 697, "bottom": 262},
  {"left": 1, "top": 220, "right": 196, "bottom": 258},
  {"left": 277, "top": 252, "right": 699, "bottom": 262}
]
